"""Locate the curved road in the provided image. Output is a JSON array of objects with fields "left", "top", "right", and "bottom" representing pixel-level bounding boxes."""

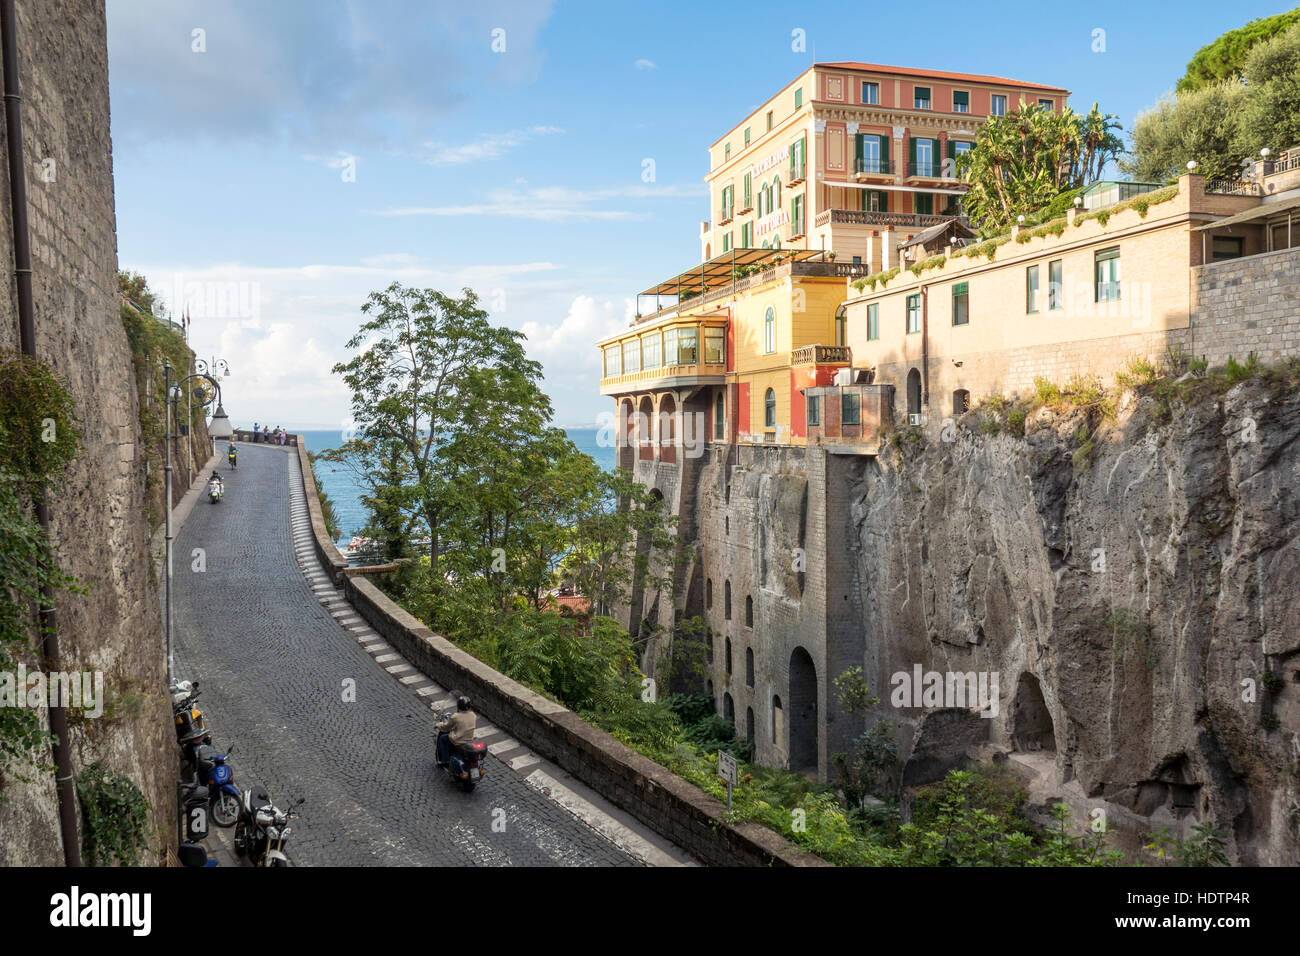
[{"left": 172, "top": 442, "right": 652, "bottom": 866}]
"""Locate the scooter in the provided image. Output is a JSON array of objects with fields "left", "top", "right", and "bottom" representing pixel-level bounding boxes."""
[
  {"left": 227, "top": 446, "right": 237, "bottom": 469},
  {"left": 172, "top": 679, "right": 212, "bottom": 759},
  {"left": 208, "top": 473, "right": 224, "bottom": 503},
  {"left": 193, "top": 744, "right": 241, "bottom": 828},
  {"left": 435, "top": 713, "right": 487, "bottom": 792},
  {"left": 234, "top": 787, "right": 303, "bottom": 867}
]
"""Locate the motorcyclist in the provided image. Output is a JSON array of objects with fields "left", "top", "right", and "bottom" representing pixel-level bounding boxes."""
[
  {"left": 227, "top": 443, "right": 237, "bottom": 467},
  {"left": 209, "top": 471, "right": 224, "bottom": 496},
  {"left": 435, "top": 696, "right": 476, "bottom": 767}
]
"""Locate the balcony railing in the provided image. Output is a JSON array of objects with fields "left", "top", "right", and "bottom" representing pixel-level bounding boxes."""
[
  {"left": 814, "top": 209, "right": 970, "bottom": 230},
  {"left": 854, "top": 157, "right": 892, "bottom": 175},
  {"left": 791, "top": 344, "right": 851, "bottom": 366},
  {"left": 788, "top": 163, "right": 806, "bottom": 184},
  {"left": 718, "top": 205, "right": 734, "bottom": 224},
  {"left": 790, "top": 215, "right": 805, "bottom": 238},
  {"left": 907, "top": 161, "right": 950, "bottom": 179},
  {"left": 1205, "top": 178, "right": 1258, "bottom": 196}
]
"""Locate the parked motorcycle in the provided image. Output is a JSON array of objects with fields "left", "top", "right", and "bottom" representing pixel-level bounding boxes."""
[
  {"left": 435, "top": 713, "right": 487, "bottom": 792},
  {"left": 193, "top": 743, "right": 241, "bottom": 828},
  {"left": 208, "top": 473, "right": 224, "bottom": 503},
  {"left": 171, "top": 679, "right": 212, "bottom": 759},
  {"left": 233, "top": 786, "right": 302, "bottom": 867}
]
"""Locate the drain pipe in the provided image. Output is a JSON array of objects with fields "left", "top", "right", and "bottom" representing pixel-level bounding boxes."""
[{"left": 2, "top": 0, "right": 82, "bottom": 867}]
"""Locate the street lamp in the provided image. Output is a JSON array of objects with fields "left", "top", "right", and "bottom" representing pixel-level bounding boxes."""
[{"left": 160, "top": 361, "right": 229, "bottom": 682}]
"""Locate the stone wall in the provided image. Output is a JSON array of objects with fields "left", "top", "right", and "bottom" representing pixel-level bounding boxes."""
[
  {"left": 1190, "top": 246, "right": 1300, "bottom": 368},
  {"left": 0, "top": 0, "right": 174, "bottom": 864}
]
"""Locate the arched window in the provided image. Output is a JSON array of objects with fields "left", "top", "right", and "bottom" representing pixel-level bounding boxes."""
[
  {"left": 907, "top": 368, "right": 922, "bottom": 418},
  {"left": 834, "top": 305, "right": 847, "bottom": 347},
  {"left": 746, "top": 707, "right": 755, "bottom": 740},
  {"left": 725, "top": 637, "right": 733, "bottom": 675},
  {"left": 772, "top": 176, "right": 781, "bottom": 210},
  {"left": 745, "top": 595, "right": 754, "bottom": 628},
  {"left": 953, "top": 388, "right": 970, "bottom": 415},
  {"left": 745, "top": 647, "right": 755, "bottom": 687},
  {"left": 723, "top": 693, "right": 735, "bottom": 726},
  {"left": 714, "top": 391, "right": 725, "bottom": 440},
  {"left": 763, "top": 306, "right": 775, "bottom": 354},
  {"left": 724, "top": 580, "right": 732, "bottom": 620},
  {"left": 706, "top": 578, "right": 713, "bottom": 610},
  {"left": 764, "top": 388, "right": 776, "bottom": 428}
]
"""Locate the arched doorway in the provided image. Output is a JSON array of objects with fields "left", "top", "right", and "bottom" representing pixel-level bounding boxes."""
[
  {"left": 619, "top": 399, "right": 635, "bottom": 470},
  {"left": 1011, "top": 673, "right": 1056, "bottom": 752},
  {"left": 906, "top": 368, "right": 922, "bottom": 420},
  {"left": 714, "top": 390, "right": 725, "bottom": 441},
  {"left": 722, "top": 692, "right": 734, "bottom": 727},
  {"left": 788, "top": 647, "right": 818, "bottom": 772},
  {"left": 637, "top": 396, "right": 654, "bottom": 460},
  {"left": 658, "top": 393, "right": 676, "bottom": 463}
]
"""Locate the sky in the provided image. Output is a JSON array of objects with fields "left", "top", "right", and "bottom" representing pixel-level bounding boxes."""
[{"left": 106, "top": 0, "right": 1297, "bottom": 429}]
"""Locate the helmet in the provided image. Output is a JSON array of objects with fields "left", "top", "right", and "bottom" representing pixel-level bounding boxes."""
[{"left": 456, "top": 696, "right": 470, "bottom": 712}]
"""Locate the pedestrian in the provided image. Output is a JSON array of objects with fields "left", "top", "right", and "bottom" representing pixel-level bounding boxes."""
[
  {"left": 263, "top": 425, "right": 270, "bottom": 443},
  {"left": 279, "top": 426, "right": 286, "bottom": 446},
  {"left": 253, "top": 421, "right": 259, "bottom": 443}
]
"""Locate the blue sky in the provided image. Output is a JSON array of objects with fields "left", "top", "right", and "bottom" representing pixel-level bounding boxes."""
[{"left": 106, "top": 0, "right": 1296, "bottom": 429}]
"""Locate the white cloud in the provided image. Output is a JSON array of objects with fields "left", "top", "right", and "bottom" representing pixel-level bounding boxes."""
[
  {"left": 634, "top": 59, "right": 657, "bottom": 71},
  {"left": 417, "top": 125, "right": 563, "bottom": 165},
  {"left": 377, "top": 205, "right": 648, "bottom": 222},
  {"left": 373, "top": 181, "right": 705, "bottom": 221},
  {"left": 518, "top": 295, "right": 634, "bottom": 373}
]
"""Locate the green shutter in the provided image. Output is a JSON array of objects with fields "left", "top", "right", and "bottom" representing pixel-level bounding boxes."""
[
  {"left": 795, "top": 88, "right": 802, "bottom": 108},
  {"left": 909, "top": 137, "right": 917, "bottom": 173},
  {"left": 879, "top": 135, "right": 890, "bottom": 172}
]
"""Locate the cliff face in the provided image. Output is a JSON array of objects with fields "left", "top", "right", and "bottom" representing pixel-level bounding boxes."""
[
  {"left": 850, "top": 377, "right": 1300, "bottom": 863},
  {"left": 0, "top": 0, "right": 174, "bottom": 864}
]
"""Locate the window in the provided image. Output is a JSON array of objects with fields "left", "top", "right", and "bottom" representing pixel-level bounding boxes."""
[
  {"left": 952, "top": 281, "right": 969, "bottom": 325},
  {"left": 763, "top": 306, "right": 776, "bottom": 354},
  {"left": 604, "top": 346, "right": 621, "bottom": 377},
  {"left": 1026, "top": 264, "right": 1040, "bottom": 313},
  {"left": 794, "top": 88, "right": 802, "bottom": 108},
  {"left": 704, "top": 327, "right": 725, "bottom": 364},
  {"left": 953, "top": 90, "right": 969, "bottom": 113},
  {"left": 914, "top": 137, "right": 934, "bottom": 176},
  {"left": 722, "top": 231, "right": 731, "bottom": 254},
  {"left": 741, "top": 222, "right": 752, "bottom": 248},
  {"left": 642, "top": 333, "right": 661, "bottom": 369},
  {"left": 863, "top": 189, "right": 887, "bottom": 212},
  {"left": 990, "top": 94, "right": 1007, "bottom": 117},
  {"left": 790, "top": 136, "right": 805, "bottom": 178},
  {"left": 677, "top": 325, "right": 698, "bottom": 364},
  {"left": 621, "top": 338, "right": 640, "bottom": 374},
  {"left": 724, "top": 580, "right": 732, "bottom": 619},
  {"left": 771, "top": 175, "right": 781, "bottom": 211},
  {"left": 725, "top": 637, "right": 732, "bottom": 675},
  {"left": 906, "top": 294, "right": 920, "bottom": 334},
  {"left": 951, "top": 141, "right": 973, "bottom": 160},
  {"left": 914, "top": 86, "right": 931, "bottom": 109},
  {"left": 862, "top": 81, "right": 879, "bottom": 104},
  {"left": 867, "top": 303, "right": 879, "bottom": 340},
  {"left": 834, "top": 306, "right": 846, "bottom": 346},
  {"left": 744, "top": 127, "right": 751, "bottom": 146},
  {"left": 915, "top": 192, "right": 934, "bottom": 215},
  {"left": 714, "top": 391, "right": 725, "bottom": 439},
  {"left": 791, "top": 194, "right": 804, "bottom": 236},
  {"left": 953, "top": 389, "right": 970, "bottom": 414},
  {"left": 764, "top": 388, "right": 776, "bottom": 428},
  {"left": 806, "top": 394, "right": 820, "bottom": 427},
  {"left": 1095, "top": 246, "right": 1121, "bottom": 302},
  {"left": 1048, "top": 259, "right": 1063, "bottom": 311},
  {"left": 842, "top": 391, "right": 861, "bottom": 425},
  {"left": 852, "top": 255, "right": 861, "bottom": 264},
  {"left": 663, "top": 327, "right": 678, "bottom": 366},
  {"left": 1212, "top": 236, "right": 1244, "bottom": 261},
  {"left": 766, "top": 110, "right": 773, "bottom": 131},
  {"left": 1038, "top": 98, "right": 1054, "bottom": 111},
  {"left": 745, "top": 648, "right": 755, "bottom": 687},
  {"left": 724, "top": 143, "right": 730, "bottom": 161},
  {"left": 744, "top": 595, "right": 753, "bottom": 628},
  {"left": 743, "top": 172, "right": 752, "bottom": 209},
  {"left": 706, "top": 579, "right": 713, "bottom": 609}
]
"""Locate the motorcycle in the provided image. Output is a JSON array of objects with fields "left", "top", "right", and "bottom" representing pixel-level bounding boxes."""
[
  {"left": 193, "top": 743, "right": 241, "bottom": 828},
  {"left": 227, "top": 446, "right": 237, "bottom": 469},
  {"left": 435, "top": 713, "right": 487, "bottom": 792},
  {"left": 208, "top": 475, "right": 224, "bottom": 503},
  {"left": 234, "top": 787, "right": 303, "bottom": 867},
  {"left": 171, "top": 679, "right": 212, "bottom": 760}
]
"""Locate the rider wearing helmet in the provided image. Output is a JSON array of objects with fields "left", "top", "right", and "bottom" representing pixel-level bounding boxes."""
[{"left": 435, "top": 696, "right": 476, "bottom": 767}]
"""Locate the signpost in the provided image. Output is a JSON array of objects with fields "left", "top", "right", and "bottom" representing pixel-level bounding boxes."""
[{"left": 718, "top": 750, "right": 738, "bottom": 809}]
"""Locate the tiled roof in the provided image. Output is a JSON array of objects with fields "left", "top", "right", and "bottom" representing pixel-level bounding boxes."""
[{"left": 816, "top": 61, "right": 1069, "bottom": 93}]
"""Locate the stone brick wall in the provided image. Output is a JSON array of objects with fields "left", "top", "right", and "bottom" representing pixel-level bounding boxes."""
[
  {"left": 0, "top": 0, "right": 174, "bottom": 864},
  {"left": 1190, "top": 246, "right": 1300, "bottom": 368}
]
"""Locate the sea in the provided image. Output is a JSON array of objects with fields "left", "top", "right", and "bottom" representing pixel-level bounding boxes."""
[{"left": 299, "top": 427, "right": 616, "bottom": 547}]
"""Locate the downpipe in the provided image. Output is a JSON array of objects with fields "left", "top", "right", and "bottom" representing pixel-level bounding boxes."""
[{"left": 2, "top": 0, "right": 82, "bottom": 867}]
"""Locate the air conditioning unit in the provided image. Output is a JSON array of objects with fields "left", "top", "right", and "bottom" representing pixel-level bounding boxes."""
[
  {"left": 833, "top": 368, "right": 854, "bottom": 387},
  {"left": 908, "top": 413, "right": 922, "bottom": 426}
]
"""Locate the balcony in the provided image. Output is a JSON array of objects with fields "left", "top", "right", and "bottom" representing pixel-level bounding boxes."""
[
  {"left": 789, "top": 216, "right": 806, "bottom": 240},
  {"left": 788, "top": 163, "right": 807, "bottom": 186},
  {"left": 738, "top": 198, "right": 754, "bottom": 215},
  {"left": 718, "top": 205, "right": 735, "bottom": 225},
  {"left": 907, "top": 161, "right": 952, "bottom": 181},
  {"left": 814, "top": 209, "right": 970, "bottom": 230},
  {"left": 791, "top": 344, "right": 851, "bottom": 366},
  {"left": 853, "top": 156, "right": 892, "bottom": 179},
  {"left": 599, "top": 318, "right": 728, "bottom": 396}
]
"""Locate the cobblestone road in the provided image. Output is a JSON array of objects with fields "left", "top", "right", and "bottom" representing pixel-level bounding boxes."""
[{"left": 171, "top": 443, "right": 642, "bottom": 866}]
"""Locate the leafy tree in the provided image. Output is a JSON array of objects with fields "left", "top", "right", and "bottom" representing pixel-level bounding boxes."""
[
  {"left": 957, "top": 101, "right": 1122, "bottom": 236},
  {"left": 1176, "top": 8, "right": 1300, "bottom": 93}
]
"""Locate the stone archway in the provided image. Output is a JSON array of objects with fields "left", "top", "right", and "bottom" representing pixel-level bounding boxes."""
[
  {"left": 788, "top": 647, "right": 818, "bottom": 772},
  {"left": 1011, "top": 673, "right": 1056, "bottom": 752}
]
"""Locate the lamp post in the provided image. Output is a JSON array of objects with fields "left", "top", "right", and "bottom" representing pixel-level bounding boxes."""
[
  {"left": 161, "top": 362, "right": 232, "bottom": 682},
  {"left": 195, "top": 357, "right": 231, "bottom": 456}
]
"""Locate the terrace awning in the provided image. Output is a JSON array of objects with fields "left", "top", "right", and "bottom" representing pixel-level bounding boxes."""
[
  {"left": 1193, "top": 194, "right": 1300, "bottom": 229},
  {"left": 639, "top": 247, "right": 828, "bottom": 298}
]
